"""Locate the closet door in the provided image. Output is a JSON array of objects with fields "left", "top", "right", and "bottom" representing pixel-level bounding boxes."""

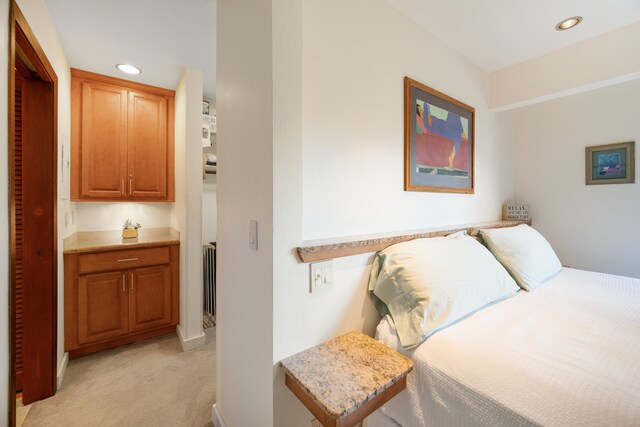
[
  {"left": 127, "top": 91, "right": 168, "bottom": 199},
  {"left": 21, "top": 77, "right": 56, "bottom": 404},
  {"left": 79, "top": 81, "right": 128, "bottom": 198}
]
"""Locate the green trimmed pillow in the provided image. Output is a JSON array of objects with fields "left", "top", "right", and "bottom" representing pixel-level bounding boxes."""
[{"left": 368, "top": 233, "right": 519, "bottom": 348}]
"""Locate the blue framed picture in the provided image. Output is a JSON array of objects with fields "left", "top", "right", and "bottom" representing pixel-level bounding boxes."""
[{"left": 586, "top": 141, "right": 635, "bottom": 185}]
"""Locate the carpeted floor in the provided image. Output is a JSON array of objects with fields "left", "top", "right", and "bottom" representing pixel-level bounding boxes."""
[{"left": 22, "top": 328, "right": 216, "bottom": 427}]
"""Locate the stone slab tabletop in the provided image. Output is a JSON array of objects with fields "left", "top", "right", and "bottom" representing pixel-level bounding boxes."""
[
  {"left": 63, "top": 227, "right": 180, "bottom": 254},
  {"left": 280, "top": 331, "right": 413, "bottom": 420}
]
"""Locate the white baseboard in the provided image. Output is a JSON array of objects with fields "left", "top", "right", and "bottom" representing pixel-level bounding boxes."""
[
  {"left": 177, "top": 325, "right": 206, "bottom": 351},
  {"left": 57, "top": 352, "right": 69, "bottom": 390},
  {"left": 212, "top": 403, "right": 227, "bottom": 427}
]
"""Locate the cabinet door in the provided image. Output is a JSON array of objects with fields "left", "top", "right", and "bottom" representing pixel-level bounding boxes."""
[
  {"left": 80, "top": 81, "right": 128, "bottom": 198},
  {"left": 128, "top": 91, "right": 168, "bottom": 199},
  {"left": 128, "top": 265, "right": 172, "bottom": 333},
  {"left": 78, "top": 271, "right": 128, "bottom": 345}
]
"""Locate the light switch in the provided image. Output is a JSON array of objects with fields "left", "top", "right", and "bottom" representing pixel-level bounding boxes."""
[
  {"left": 310, "top": 260, "right": 333, "bottom": 294},
  {"left": 249, "top": 220, "right": 258, "bottom": 250}
]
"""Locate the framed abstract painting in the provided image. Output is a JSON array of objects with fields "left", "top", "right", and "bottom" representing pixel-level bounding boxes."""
[
  {"left": 404, "top": 77, "right": 475, "bottom": 193},
  {"left": 585, "top": 141, "right": 635, "bottom": 185}
]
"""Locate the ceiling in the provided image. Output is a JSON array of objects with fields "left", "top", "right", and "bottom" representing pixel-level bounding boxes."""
[
  {"left": 43, "top": 0, "right": 640, "bottom": 99},
  {"left": 384, "top": 0, "right": 640, "bottom": 71},
  {"left": 44, "top": 0, "right": 216, "bottom": 98}
]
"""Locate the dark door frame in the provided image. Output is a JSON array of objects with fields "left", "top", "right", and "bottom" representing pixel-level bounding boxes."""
[{"left": 8, "top": 1, "right": 58, "bottom": 425}]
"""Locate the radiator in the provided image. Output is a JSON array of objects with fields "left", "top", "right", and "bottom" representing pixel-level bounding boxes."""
[{"left": 203, "top": 242, "right": 216, "bottom": 317}]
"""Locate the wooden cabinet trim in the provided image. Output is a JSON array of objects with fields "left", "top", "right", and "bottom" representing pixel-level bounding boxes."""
[
  {"left": 78, "top": 246, "right": 171, "bottom": 274},
  {"left": 63, "top": 253, "right": 78, "bottom": 351},
  {"left": 71, "top": 68, "right": 175, "bottom": 97}
]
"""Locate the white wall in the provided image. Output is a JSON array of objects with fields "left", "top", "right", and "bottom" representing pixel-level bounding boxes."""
[
  {"left": 1, "top": 0, "right": 10, "bottom": 423},
  {"left": 514, "top": 79, "right": 640, "bottom": 278},
  {"left": 491, "top": 22, "right": 640, "bottom": 111},
  {"left": 16, "top": 0, "right": 75, "bottom": 387},
  {"left": 271, "top": 0, "right": 308, "bottom": 425},
  {"left": 171, "top": 68, "right": 205, "bottom": 349},
  {"left": 215, "top": 0, "right": 275, "bottom": 424},
  {"left": 76, "top": 203, "right": 172, "bottom": 231},
  {"left": 303, "top": 0, "right": 516, "bottom": 241},
  {"left": 271, "top": 0, "right": 518, "bottom": 425}
]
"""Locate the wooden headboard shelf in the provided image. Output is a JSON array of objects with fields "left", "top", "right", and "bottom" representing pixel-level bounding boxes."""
[{"left": 296, "top": 220, "right": 531, "bottom": 263}]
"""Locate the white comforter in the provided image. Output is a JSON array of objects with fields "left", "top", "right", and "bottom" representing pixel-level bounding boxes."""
[{"left": 375, "top": 268, "right": 640, "bottom": 427}]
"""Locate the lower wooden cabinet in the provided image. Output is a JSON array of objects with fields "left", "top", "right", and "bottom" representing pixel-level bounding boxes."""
[
  {"left": 65, "top": 243, "right": 179, "bottom": 358},
  {"left": 128, "top": 265, "right": 172, "bottom": 333},
  {"left": 77, "top": 271, "right": 128, "bottom": 346}
]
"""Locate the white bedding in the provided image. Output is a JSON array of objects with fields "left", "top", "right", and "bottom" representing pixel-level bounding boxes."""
[{"left": 375, "top": 268, "right": 640, "bottom": 427}]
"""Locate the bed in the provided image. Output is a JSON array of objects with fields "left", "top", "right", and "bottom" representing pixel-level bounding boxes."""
[{"left": 367, "top": 225, "right": 640, "bottom": 427}]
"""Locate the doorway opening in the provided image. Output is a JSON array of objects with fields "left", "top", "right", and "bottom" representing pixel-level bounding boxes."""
[
  {"left": 202, "top": 97, "right": 217, "bottom": 329},
  {"left": 8, "top": 1, "right": 59, "bottom": 424}
]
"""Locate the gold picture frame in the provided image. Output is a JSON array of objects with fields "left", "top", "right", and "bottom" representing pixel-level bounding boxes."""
[
  {"left": 585, "top": 141, "right": 635, "bottom": 185},
  {"left": 404, "top": 77, "right": 475, "bottom": 193}
]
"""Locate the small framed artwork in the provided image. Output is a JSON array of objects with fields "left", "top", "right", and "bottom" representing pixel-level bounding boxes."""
[
  {"left": 404, "top": 77, "right": 475, "bottom": 193},
  {"left": 203, "top": 100, "right": 210, "bottom": 115},
  {"left": 585, "top": 141, "right": 635, "bottom": 185}
]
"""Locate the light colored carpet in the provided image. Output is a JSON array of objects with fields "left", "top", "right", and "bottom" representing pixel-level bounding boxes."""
[
  {"left": 16, "top": 398, "right": 31, "bottom": 426},
  {"left": 23, "top": 328, "right": 216, "bottom": 427}
]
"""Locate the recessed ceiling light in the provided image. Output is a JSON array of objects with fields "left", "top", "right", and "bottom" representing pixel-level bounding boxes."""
[
  {"left": 555, "top": 16, "right": 582, "bottom": 31},
  {"left": 116, "top": 64, "right": 142, "bottom": 75}
]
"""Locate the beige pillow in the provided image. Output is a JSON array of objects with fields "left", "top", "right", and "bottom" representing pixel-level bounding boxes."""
[{"left": 479, "top": 224, "right": 562, "bottom": 291}]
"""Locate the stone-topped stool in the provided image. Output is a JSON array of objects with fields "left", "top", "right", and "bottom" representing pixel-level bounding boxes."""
[{"left": 281, "top": 331, "right": 413, "bottom": 427}]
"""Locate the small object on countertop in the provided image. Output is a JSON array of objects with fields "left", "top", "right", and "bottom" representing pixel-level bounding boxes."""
[
  {"left": 281, "top": 331, "right": 413, "bottom": 427},
  {"left": 122, "top": 218, "right": 142, "bottom": 239},
  {"left": 122, "top": 228, "right": 137, "bottom": 239}
]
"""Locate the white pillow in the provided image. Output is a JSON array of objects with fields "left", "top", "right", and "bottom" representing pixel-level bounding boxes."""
[
  {"left": 479, "top": 224, "right": 562, "bottom": 291},
  {"left": 368, "top": 233, "right": 519, "bottom": 348}
]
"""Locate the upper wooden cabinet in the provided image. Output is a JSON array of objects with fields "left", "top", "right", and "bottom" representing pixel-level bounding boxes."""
[{"left": 71, "top": 69, "right": 175, "bottom": 201}]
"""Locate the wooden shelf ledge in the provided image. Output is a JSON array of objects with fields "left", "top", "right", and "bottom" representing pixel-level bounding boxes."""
[{"left": 296, "top": 219, "right": 531, "bottom": 263}]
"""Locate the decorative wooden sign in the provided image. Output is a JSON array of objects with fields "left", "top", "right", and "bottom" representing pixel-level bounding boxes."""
[{"left": 503, "top": 204, "right": 529, "bottom": 221}]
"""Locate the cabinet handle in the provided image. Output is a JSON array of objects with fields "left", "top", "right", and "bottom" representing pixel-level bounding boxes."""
[
  {"left": 117, "top": 257, "right": 138, "bottom": 262},
  {"left": 130, "top": 273, "right": 135, "bottom": 293},
  {"left": 129, "top": 175, "right": 133, "bottom": 195},
  {"left": 121, "top": 178, "right": 125, "bottom": 195},
  {"left": 122, "top": 274, "right": 125, "bottom": 292}
]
